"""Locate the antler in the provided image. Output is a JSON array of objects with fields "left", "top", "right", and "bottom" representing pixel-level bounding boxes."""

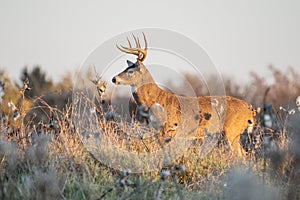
[{"left": 116, "top": 33, "right": 148, "bottom": 62}]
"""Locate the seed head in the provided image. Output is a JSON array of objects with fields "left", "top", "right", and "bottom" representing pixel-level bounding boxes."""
[
  {"left": 160, "top": 169, "right": 170, "bottom": 181},
  {"left": 296, "top": 96, "right": 300, "bottom": 107},
  {"left": 120, "top": 169, "right": 131, "bottom": 178}
]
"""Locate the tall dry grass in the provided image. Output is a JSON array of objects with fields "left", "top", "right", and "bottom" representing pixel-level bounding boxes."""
[{"left": 0, "top": 66, "right": 299, "bottom": 199}]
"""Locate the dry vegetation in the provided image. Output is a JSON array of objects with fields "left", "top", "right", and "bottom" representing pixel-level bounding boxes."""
[{"left": 0, "top": 65, "right": 300, "bottom": 199}]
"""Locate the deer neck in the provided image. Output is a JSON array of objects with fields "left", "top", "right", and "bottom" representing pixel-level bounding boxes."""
[
  {"left": 133, "top": 83, "right": 164, "bottom": 108},
  {"left": 131, "top": 65, "right": 164, "bottom": 107}
]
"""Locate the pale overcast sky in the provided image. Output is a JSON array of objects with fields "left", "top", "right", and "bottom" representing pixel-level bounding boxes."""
[{"left": 0, "top": 0, "right": 299, "bottom": 83}]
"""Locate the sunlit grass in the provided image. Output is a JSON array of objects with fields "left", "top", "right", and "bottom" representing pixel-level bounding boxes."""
[{"left": 0, "top": 66, "right": 300, "bottom": 199}]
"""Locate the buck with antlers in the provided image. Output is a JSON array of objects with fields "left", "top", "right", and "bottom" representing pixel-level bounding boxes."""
[{"left": 112, "top": 33, "right": 257, "bottom": 155}]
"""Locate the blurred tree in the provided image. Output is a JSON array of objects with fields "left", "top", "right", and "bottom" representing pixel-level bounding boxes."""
[
  {"left": 0, "top": 70, "right": 20, "bottom": 113},
  {"left": 248, "top": 65, "right": 300, "bottom": 108},
  {"left": 0, "top": 69, "right": 32, "bottom": 122},
  {"left": 179, "top": 66, "right": 300, "bottom": 108},
  {"left": 53, "top": 72, "right": 73, "bottom": 92},
  {"left": 20, "top": 66, "right": 53, "bottom": 98},
  {"left": 180, "top": 73, "right": 208, "bottom": 96}
]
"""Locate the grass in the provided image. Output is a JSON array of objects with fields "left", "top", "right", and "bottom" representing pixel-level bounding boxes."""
[
  {"left": 0, "top": 67, "right": 300, "bottom": 199},
  {"left": 0, "top": 106, "right": 298, "bottom": 200}
]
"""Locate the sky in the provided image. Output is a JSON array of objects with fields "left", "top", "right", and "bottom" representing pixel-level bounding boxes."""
[{"left": 0, "top": 0, "right": 299, "bottom": 84}]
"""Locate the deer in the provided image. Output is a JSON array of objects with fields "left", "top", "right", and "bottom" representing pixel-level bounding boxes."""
[{"left": 112, "top": 33, "right": 257, "bottom": 155}]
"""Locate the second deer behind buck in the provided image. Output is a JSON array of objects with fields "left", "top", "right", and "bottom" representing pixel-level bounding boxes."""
[{"left": 112, "top": 33, "right": 257, "bottom": 155}]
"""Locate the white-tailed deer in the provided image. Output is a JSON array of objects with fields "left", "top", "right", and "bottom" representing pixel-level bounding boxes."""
[{"left": 112, "top": 33, "right": 257, "bottom": 155}]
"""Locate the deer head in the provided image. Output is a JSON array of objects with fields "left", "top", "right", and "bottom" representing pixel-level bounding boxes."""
[{"left": 112, "top": 33, "right": 154, "bottom": 87}]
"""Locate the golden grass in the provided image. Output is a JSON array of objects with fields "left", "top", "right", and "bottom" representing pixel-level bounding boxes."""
[{"left": 0, "top": 101, "right": 298, "bottom": 200}]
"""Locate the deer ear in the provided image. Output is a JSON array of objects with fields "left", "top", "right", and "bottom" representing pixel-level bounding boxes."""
[{"left": 127, "top": 60, "right": 135, "bottom": 67}]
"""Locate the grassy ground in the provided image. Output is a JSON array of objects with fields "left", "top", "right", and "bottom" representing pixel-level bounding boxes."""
[
  {"left": 0, "top": 103, "right": 299, "bottom": 200},
  {"left": 1, "top": 66, "right": 300, "bottom": 199}
]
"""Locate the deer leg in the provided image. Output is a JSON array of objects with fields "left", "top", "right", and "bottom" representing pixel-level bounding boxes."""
[{"left": 225, "top": 128, "right": 246, "bottom": 156}]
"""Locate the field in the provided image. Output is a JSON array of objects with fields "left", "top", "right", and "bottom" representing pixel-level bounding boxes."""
[{"left": 0, "top": 66, "right": 300, "bottom": 200}]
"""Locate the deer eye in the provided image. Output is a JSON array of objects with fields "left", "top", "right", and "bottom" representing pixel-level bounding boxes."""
[{"left": 127, "top": 69, "right": 134, "bottom": 75}]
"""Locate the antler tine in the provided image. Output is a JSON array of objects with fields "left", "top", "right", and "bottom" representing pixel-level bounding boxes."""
[
  {"left": 132, "top": 34, "right": 140, "bottom": 48},
  {"left": 119, "top": 44, "right": 132, "bottom": 50},
  {"left": 137, "top": 37, "right": 141, "bottom": 49},
  {"left": 126, "top": 37, "right": 132, "bottom": 48},
  {"left": 116, "top": 33, "right": 148, "bottom": 62},
  {"left": 116, "top": 44, "right": 139, "bottom": 56},
  {"left": 118, "top": 44, "right": 140, "bottom": 53},
  {"left": 116, "top": 44, "right": 125, "bottom": 53},
  {"left": 142, "top": 32, "right": 148, "bottom": 51},
  {"left": 117, "top": 45, "right": 142, "bottom": 52}
]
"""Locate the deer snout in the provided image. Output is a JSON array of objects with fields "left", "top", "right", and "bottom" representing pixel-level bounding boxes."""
[{"left": 112, "top": 76, "right": 120, "bottom": 85}]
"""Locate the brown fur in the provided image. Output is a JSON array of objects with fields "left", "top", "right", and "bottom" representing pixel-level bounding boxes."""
[{"left": 113, "top": 36, "right": 257, "bottom": 155}]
